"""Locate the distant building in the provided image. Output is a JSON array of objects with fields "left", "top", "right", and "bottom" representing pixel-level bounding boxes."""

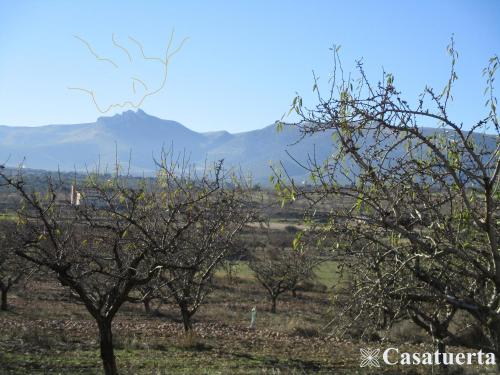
[{"left": 70, "top": 185, "right": 81, "bottom": 206}]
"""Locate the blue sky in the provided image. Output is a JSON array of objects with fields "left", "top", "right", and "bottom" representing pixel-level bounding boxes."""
[{"left": 0, "top": 1, "right": 498, "bottom": 132}]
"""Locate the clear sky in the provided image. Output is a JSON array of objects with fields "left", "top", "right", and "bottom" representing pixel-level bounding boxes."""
[{"left": 0, "top": 1, "right": 498, "bottom": 133}]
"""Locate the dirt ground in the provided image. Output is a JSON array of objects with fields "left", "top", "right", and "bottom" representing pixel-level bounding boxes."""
[{"left": 0, "top": 272, "right": 496, "bottom": 374}]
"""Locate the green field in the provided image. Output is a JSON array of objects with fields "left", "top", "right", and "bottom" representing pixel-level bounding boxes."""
[{"left": 218, "top": 260, "right": 341, "bottom": 289}]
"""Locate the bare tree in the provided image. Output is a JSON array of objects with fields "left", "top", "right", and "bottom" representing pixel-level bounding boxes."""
[
  {"left": 249, "top": 246, "right": 320, "bottom": 313},
  {"left": 0, "top": 159, "right": 234, "bottom": 375},
  {"left": 147, "top": 175, "right": 255, "bottom": 331},
  {"left": 136, "top": 285, "right": 163, "bottom": 315},
  {"left": 274, "top": 39, "right": 500, "bottom": 362}
]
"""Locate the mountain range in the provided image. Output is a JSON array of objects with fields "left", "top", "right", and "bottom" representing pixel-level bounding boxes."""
[
  {"left": 0, "top": 110, "right": 334, "bottom": 184},
  {"left": 0, "top": 110, "right": 497, "bottom": 184}
]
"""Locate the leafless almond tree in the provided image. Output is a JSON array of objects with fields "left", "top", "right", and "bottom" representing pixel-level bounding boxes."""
[
  {"left": 249, "top": 246, "right": 322, "bottom": 313},
  {"left": 0, "top": 159, "right": 244, "bottom": 375},
  {"left": 156, "top": 184, "right": 255, "bottom": 331},
  {"left": 274, "top": 39, "right": 500, "bottom": 363}
]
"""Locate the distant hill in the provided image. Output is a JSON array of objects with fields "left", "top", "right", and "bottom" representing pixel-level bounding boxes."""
[
  {"left": 0, "top": 110, "right": 335, "bottom": 183},
  {"left": 0, "top": 110, "right": 497, "bottom": 184}
]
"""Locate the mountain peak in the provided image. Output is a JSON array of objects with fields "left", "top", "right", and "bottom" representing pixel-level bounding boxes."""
[
  {"left": 97, "top": 109, "right": 149, "bottom": 124},
  {"left": 92, "top": 109, "right": 200, "bottom": 143}
]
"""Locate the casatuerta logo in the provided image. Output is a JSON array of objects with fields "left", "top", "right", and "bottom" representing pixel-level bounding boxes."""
[{"left": 360, "top": 348, "right": 496, "bottom": 368}]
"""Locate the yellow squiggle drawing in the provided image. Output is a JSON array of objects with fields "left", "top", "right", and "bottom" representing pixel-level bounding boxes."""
[
  {"left": 69, "top": 30, "right": 189, "bottom": 113},
  {"left": 131, "top": 77, "right": 148, "bottom": 91},
  {"left": 74, "top": 35, "right": 118, "bottom": 68},
  {"left": 112, "top": 33, "right": 132, "bottom": 62},
  {"left": 128, "top": 36, "right": 166, "bottom": 64}
]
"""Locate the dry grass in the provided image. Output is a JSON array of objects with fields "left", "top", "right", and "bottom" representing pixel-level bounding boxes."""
[{"left": 0, "top": 265, "right": 495, "bottom": 374}]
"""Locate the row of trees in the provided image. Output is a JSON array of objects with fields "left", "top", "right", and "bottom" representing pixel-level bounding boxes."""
[
  {"left": 275, "top": 40, "right": 499, "bottom": 370},
  {"left": 0, "top": 163, "right": 330, "bottom": 373},
  {"left": 0, "top": 160, "right": 256, "bottom": 375}
]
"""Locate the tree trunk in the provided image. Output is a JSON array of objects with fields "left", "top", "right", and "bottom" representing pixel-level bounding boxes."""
[
  {"left": 97, "top": 318, "right": 118, "bottom": 375},
  {"left": 489, "top": 322, "right": 500, "bottom": 371},
  {"left": 143, "top": 299, "right": 151, "bottom": 315},
  {"left": 271, "top": 296, "right": 277, "bottom": 313},
  {"left": 437, "top": 341, "right": 448, "bottom": 374},
  {"left": 180, "top": 306, "right": 192, "bottom": 332},
  {"left": 1, "top": 288, "right": 7, "bottom": 311}
]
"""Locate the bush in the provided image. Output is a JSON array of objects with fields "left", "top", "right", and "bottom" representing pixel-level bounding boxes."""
[
  {"left": 113, "top": 333, "right": 146, "bottom": 350},
  {"left": 292, "top": 325, "right": 320, "bottom": 338},
  {"left": 285, "top": 318, "right": 320, "bottom": 337},
  {"left": 387, "top": 320, "right": 429, "bottom": 344},
  {"left": 176, "top": 331, "right": 211, "bottom": 351},
  {"left": 17, "top": 326, "right": 71, "bottom": 349}
]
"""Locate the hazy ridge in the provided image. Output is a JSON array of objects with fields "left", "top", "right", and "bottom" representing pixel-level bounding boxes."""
[{"left": 0, "top": 109, "right": 496, "bottom": 184}]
